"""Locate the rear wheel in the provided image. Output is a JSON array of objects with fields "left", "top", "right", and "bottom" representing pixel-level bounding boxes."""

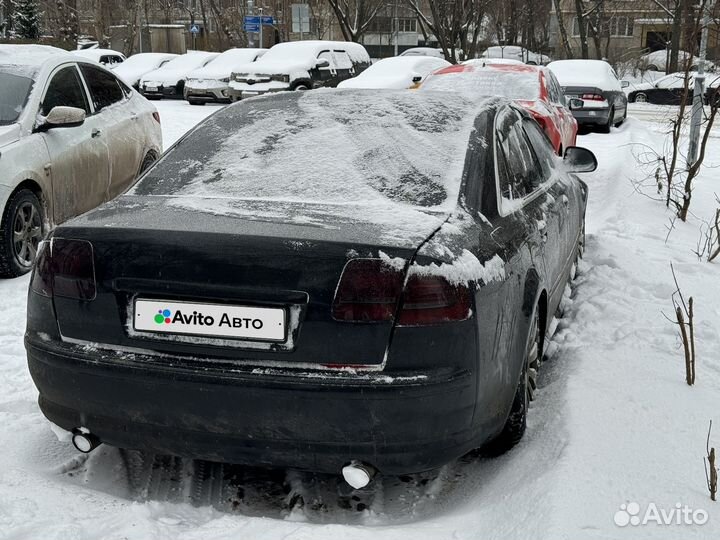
[
  {"left": 635, "top": 92, "right": 648, "bottom": 103},
  {"left": 188, "top": 98, "right": 205, "bottom": 106},
  {"left": 293, "top": 83, "right": 310, "bottom": 91},
  {"left": 0, "top": 189, "right": 44, "bottom": 278},
  {"left": 138, "top": 152, "right": 157, "bottom": 177},
  {"left": 484, "top": 307, "right": 542, "bottom": 455},
  {"left": 647, "top": 64, "right": 659, "bottom": 71},
  {"left": 600, "top": 107, "right": 614, "bottom": 133}
]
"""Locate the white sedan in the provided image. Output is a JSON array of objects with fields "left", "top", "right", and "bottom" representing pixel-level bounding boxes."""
[
  {"left": 114, "top": 52, "right": 178, "bottom": 89},
  {"left": 140, "top": 51, "right": 219, "bottom": 99},
  {"left": 0, "top": 45, "right": 162, "bottom": 277},
  {"left": 337, "top": 56, "right": 450, "bottom": 89}
]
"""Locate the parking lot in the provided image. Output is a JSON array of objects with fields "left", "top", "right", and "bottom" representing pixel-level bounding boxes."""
[{"left": 1, "top": 95, "right": 719, "bottom": 538}]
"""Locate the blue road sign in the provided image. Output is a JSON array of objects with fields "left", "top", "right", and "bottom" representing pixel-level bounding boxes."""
[
  {"left": 189, "top": 24, "right": 200, "bottom": 34},
  {"left": 243, "top": 23, "right": 260, "bottom": 32},
  {"left": 260, "top": 16, "right": 273, "bottom": 25},
  {"left": 244, "top": 16, "right": 260, "bottom": 24},
  {"left": 244, "top": 15, "right": 273, "bottom": 27}
]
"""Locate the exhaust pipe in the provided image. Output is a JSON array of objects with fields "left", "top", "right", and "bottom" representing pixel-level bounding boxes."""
[
  {"left": 342, "top": 461, "right": 377, "bottom": 489},
  {"left": 71, "top": 428, "right": 100, "bottom": 453}
]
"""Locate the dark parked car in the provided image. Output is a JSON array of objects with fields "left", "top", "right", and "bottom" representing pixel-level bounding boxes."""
[
  {"left": 26, "top": 91, "right": 595, "bottom": 483},
  {"left": 628, "top": 72, "right": 720, "bottom": 105},
  {"left": 548, "top": 59, "right": 629, "bottom": 132}
]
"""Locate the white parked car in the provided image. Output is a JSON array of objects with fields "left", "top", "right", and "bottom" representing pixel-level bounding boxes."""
[
  {"left": 337, "top": 56, "right": 450, "bottom": 89},
  {"left": 140, "top": 51, "right": 219, "bottom": 99},
  {"left": 114, "top": 52, "right": 178, "bottom": 89},
  {"left": 228, "top": 41, "right": 370, "bottom": 99},
  {"left": 399, "top": 47, "right": 445, "bottom": 59},
  {"left": 480, "top": 46, "right": 550, "bottom": 65},
  {"left": 184, "top": 48, "right": 267, "bottom": 104},
  {"left": 0, "top": 45, "right": 162, "bottom": 277},
  {"left": 639, "top": 49, "right": 717, "bottom": 72},
  {"left": 73, "top": 48, "right": 126, "bottom": 68}
]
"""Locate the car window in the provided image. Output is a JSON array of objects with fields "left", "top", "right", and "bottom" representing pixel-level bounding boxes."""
[
  {"left": 333, "top": 51, "right": 353, "bottom": 70},
  {"left": 522, "top": 118, "right": 556, "bottom": 182},
  {"left": 317, "top": 51, "right": 334, "bottom": 70},
  {"left": 657, "top": 75, "right": 686, "bottom": 89},
  {"left": 545, "top": 71, "right": 564, "bottom": 104},
  {"left": 42, "top": 65, "right": 89, "bottom": 116},
  {"left": 79, "top": 64, "right": 124, "bottom": 112},
  {"left": 496, "top": 107, "right": 543, "bottom": 204}
]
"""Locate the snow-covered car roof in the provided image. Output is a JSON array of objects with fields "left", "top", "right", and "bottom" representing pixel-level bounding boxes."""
[
  {"left": 481, "top": 46, "right": 550, "bottom": 64},
  {"left": 548, "top": 59, "right": 620, "bottom": 89},
  {"left": 114, "top": 52, "right": 178, "bottom": 85},
  {"left": 0, "top": 44, "right": 71, "bottom": 76},
  {"left": 237, "top": 41, "right": 370, "bottom": 73},
  {"left": 133, "top": 90, "right": 483, "bottom": 215},
  {"left": 187, "top": 48, "right": 267, "bottom": 80},
  {"left": 463, "top": 58, "right": 526, "bottom": 67},
  {"left": 420, "top": 63, "right": 541, "bottom": 101},
  {"left": 140, "top": 51, "right": 219, "bottom": 84},
  {"left": 337, "top": 56, "right": 450, "bottom": 89},
  {"left": 399, "top": 47, "right": 445, "bottom": 59},
  {"left": 73, "top": 48, "right": 126, "bottom": 62}
]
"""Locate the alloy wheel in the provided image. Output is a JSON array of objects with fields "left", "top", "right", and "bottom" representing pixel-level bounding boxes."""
[
  {"left": 526, "top": 311, "right": 541, "bottom": 402},
  {"left": 12, "top": 201, "right": 42, "bottom": 268}
]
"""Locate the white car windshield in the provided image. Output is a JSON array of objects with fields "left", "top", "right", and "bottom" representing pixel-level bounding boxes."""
[{"left": 0, "top": 70, "right": 34, "bottom": 125}]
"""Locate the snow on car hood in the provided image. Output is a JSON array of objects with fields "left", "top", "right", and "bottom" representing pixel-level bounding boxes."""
[
  {"left": 339, "top": 74, "right": 415, "bottom": 89},
  {"left": 234, "top": 59, "right": 313, "bottom": 78},
  {"left": 141, "top": 67, "right": 195, "bottom": 85},
  {"left": 0, "top": 123, "right": 20, "bottom": 148}
]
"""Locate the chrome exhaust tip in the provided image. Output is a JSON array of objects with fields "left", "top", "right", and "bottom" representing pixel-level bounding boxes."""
[
  {"left": 71, "top": 428, "right": 100, "bottom": 453},
  {"left": 342, "top": 461, "right": 376, "bottom": 489}
]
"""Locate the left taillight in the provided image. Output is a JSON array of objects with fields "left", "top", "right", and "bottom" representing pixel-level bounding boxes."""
[{"left": 31, "top": 238, "right": 96, "bottom": 301}]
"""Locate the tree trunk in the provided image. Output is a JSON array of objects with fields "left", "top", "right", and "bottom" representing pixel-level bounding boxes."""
[
  {"left": 553, "top": 0, "right": 574, "bottom": 58},
  {"left": 669, "top": 1, "right": 682, "bottom": 72},
  {"left": 574, "top": 0, "right": 588, "bottom": 58}
]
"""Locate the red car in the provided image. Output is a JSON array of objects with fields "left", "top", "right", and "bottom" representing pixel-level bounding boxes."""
[{"left": 420, "top": 62, "right": 577, "bottom": 155}]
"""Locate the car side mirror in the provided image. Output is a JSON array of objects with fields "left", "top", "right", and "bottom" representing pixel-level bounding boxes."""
[
  {"left": 316, "top": 58, "right": 330, "bottom": 68},
  {"left": 621, "top": 80, "right": 630, "bottom": 88},
  {"left": 37, "top": 106, "right": 86, "bottom": 131},
  {"left": 412, "top": 75, "right": 422, "bottom": 83},
  {"left": 564, "top": 146, "right": 597, "bottom": 173},
  {"left": 568, "top": 98, "right": 584, "bottom": 110}
]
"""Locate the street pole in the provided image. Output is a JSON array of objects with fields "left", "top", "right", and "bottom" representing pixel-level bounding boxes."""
[
  {"left": 259, "top": 7, "right": 263, "bottom": 49},
  {"left": 687, "top": 0, "right": 715, "bottom": 168},
  {"left": 393, "top": 0, "right": 398, "bottom": 56}
]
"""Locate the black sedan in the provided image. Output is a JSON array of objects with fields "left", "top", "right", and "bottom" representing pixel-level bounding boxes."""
[
  {"left": 628, "top": 72, "right": 720, "bottom": 105},
  {"left": 25, "top": 90, "right": 595, "bottom": 482}
]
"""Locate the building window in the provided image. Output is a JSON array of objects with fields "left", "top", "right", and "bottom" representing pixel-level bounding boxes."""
[
  {"left": 572, "top": 15, "right": 634, "bottom": 37},
  {"left": 398, "top": 18, "right": 416, "bottom": 33}
]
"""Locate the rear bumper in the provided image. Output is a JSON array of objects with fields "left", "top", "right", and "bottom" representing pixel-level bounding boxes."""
[
  {"left": 571, "top": 108, "right": 611, "bottom": 125},
  {"left": 26, "top": 335, "right": 478, "bottom": 474}
]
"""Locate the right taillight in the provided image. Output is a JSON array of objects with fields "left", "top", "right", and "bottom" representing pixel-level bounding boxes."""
[
  {"left": 581, "top": 93, "right": 605, "bottom": 101},
  {"left": 331, "top": 258, "right": 471, "bottom": 325},
  {"left": 397, "top": 272, "right": 471, "bottom": 326},
  {"left": 30, "top": 238, "right": 96, "bottom": 301}
]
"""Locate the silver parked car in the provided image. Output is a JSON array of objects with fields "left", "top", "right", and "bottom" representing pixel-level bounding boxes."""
[
  {"left": 0, "top": 45, "right": 162, "bottom": 277},
  {"left": 548, "top": 59, "right": 629, "bottom": 133}
]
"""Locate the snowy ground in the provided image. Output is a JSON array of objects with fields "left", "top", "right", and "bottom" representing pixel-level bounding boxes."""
[{"left": 1, "top": 100, "right": 719, "bottom": 539}]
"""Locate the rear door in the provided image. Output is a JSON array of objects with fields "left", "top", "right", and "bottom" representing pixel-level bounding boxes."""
[
  {"left": 332, "top": 50, "right": 355, "bottom": 84},
  {"left": 79, "top": 63, "right": 143, "bottom": 199},
  {"left": 544, "top": 70, "right": 576, "bottom": 149},
  {"left": 39, "top": 64, "right": 110, "bottom": 223}
]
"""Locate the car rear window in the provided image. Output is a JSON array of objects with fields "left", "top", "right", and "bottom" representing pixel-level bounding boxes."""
[
  {"left": 422, "top": 68, "right": 540, "bottom": 101},
  {"left": 133, "top": 91, "right": 477, "bottom": 211}
]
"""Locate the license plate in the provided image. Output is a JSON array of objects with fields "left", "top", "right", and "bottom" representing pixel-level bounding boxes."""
[
  {"left": 134, "top": 299, "right": 286, "bottom": 341},
  {"left": 146, "top": 86, "right": 158, "bottom": 92}
]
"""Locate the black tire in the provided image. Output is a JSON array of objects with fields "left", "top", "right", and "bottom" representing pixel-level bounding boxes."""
[
  {"left": 484, "top": 307, "right": 542, "bottom": 455},
  {"left": 600, "top": 107, "right": 614, "bottom": 133},
  {"left": 138, "top": 152, "right": 157, "bottom": 177},
  {"left": 293, "top": 83, "right": 310, "bottom": 91},
  {"left": 635, "top": 93, "right": 648, "bottom": 103},
  {"left": 0, "top": 189, "right": 44, "bottom": 278},
  {"left": 647, "top": 64, "right": 659, "bottom": 71},
  {"left": 188, "top": 98, "right": 205, "bottom": 106}
]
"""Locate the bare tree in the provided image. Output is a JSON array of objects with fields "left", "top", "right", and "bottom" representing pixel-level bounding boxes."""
[
  {"left": 705, "top": 421, "right": 717, "bottom": 501},
  {"left": 407, "top": 0, "right": 492, "bottom": 63},
  {"left": 325, "top": 0, "right": 383, "bottom": 42}
]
